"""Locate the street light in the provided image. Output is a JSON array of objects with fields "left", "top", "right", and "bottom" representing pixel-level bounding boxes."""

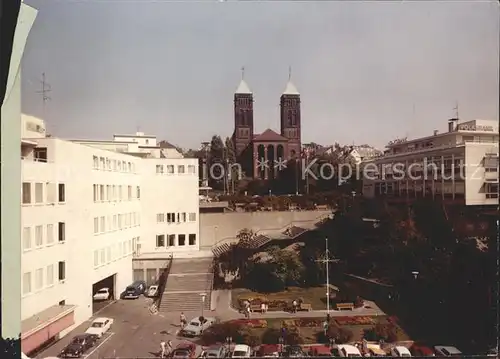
[
  {"left": 315, "top": 237, "right": 339, "bottom": 314},
  {"left": 278, "top": 337, "right": 284, "bottom": 356},
  {"left": 200, "top": 292, "right": 207, "bottom": 322},
  {"left": 411, "top": 271, "right": 419, "bottom": 279},
  {"left": 226, "top": 336, "right": 233, "bottom": 355}
]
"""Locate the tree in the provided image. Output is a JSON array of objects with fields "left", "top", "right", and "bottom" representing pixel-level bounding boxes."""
[
  {"left": 224, "top": 137, "right": 239, "bottom": 193},
  {"left": 201, "top": 322, "right": 257, "bottom": 346},
  {"left": 208, "top": 135, "right": 225, "bottom": 189}
]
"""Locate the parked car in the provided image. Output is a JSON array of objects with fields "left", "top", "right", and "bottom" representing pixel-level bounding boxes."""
[
  {"left": 434, "top": 346, "right": 462, "bottom": 357},
  {"left": 311, "top": 345, "right": 333, "bottom": 357},
  {"left": 200, "top": 345, "right": 229, "bottom": 358},
  {"left": 85, "top": 317, "right": 113, "bottom": 338},
  {"left": 337, "top": 344, "right": 362, "bottom": 357},
  {"left": 181, "top": 316, "right": 216, "bottom": 337},
  {"left": 258, "top": 344, "right": 281, "bottom": 358},
  {"left": 121, "top": 280, "right": 146, "bottom": 299},
  {"left": 172, "top": 342, "right": 197, "bottom": 358},
  {"left": 147, "top": 285, "right": 159, "bottom": 297},
  {"left": 232, "top": 344, "right": 252, "bottom": 358},
  {"left": 284, "top": 345, "right": 305, "bottom": 358},
  {"left": 366, "top": 344, "right": 386, "bottom": 357},
  {"left": 391, "top": 346, "right": 412, "bottom": 357},
  {"left": 486, "top": 348, "right": 498, "bottom": 357},
  {"left": 93, "top": 288, "right": 111, "bottom": 301},
  {"left": 410, "top": 344, "right": 435, "bottom": 357},
  {"left": 60, "top": 334, "right": 97, "bottom": 358}
]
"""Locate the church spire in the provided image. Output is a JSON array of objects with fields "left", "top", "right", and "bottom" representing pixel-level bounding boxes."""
[
  {"left": 235, "top": 66, "right": 252, "bottom": 94},
  {"left": 283, "top": 65, "right": 299, "bottom": 95}
]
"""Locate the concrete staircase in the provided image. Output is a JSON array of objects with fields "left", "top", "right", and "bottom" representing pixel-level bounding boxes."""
[{"left": 158, "top": 257, "right": 213, "bottom": 312}]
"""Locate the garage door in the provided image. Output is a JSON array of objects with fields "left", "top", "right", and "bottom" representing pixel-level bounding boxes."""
[{"left": 133, "top": 269, "right": 144, "bottom": 282}]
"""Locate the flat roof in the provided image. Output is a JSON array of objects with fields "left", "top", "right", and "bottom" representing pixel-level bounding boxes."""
[
  {"left": 22, "top": 304, "right": 75, "bottom": 338},
  {"left": 114, "top": 134, "right": 156, "bottom": 139}
]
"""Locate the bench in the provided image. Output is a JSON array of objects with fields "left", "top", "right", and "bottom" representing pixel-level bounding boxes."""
[
  {"left": 336, "top": 302, "right": 354, "bottom": 311},
  {"left": 299, "top": 303, "right": 312, "bottom": 311}
]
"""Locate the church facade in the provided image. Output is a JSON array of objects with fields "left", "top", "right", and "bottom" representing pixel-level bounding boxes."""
[{"left": 231, "top": 76, "right": 302, "bottom": 180}]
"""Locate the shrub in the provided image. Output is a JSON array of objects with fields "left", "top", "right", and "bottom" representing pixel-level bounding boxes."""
[
  {"left": 363, "top": 323, "right": 399, "bottom": 343},
  {"left": 200, "top": 322, "right": 246, "bottom": 346},
  {"left": 315, "top": 324, "right": 353, "bottom": 344},
  {"left": 285, "top": 328, "right": 305, "bottom": 345},
  {"left": 261, "top": 328, "right": 282, "bottom": 344}
]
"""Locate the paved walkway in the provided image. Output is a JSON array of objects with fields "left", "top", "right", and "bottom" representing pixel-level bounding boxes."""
[{"left": 211, "top": 290, "right": 386, "bottom": 321}]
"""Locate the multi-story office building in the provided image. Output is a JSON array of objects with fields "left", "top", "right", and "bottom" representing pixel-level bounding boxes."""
[
  {"left": 20, "top": 116, "right": 200, "bottom": 355},
  {"left": 362, "top": 119, "right": 499, "bottom": 206}
]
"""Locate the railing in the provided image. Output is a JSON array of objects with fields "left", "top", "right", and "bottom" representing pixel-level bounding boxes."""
[{"left": 155, "top": 254, "right": 174, "bottom": 308}]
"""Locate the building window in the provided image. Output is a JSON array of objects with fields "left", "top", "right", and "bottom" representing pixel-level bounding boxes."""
[
  {"left": 100, "top": 185, "right": 105, "bottom": 201},
  {"left": 106, "top": 185, "right": 111, "bottom": 200},
  {"left": 93, "top": 184, "right": 98, "bottom": 202},
  {"left": 156, "top": 235, "right": 165, "bottom": 247},
  {"left": 94, "top": 250, "right": 99, "bottom": 267},
  {"left": 46, "top": 265, "right": 54, "bottom": 286},
  {"left": 157, "top": 213, "right": 165, "bottom": 223},
  {"left": 188, "top": 165, "right": 196, "bottom": 174},
  {"left": 128, "top": 185, "right": 132, "bottom": 200},
  {"left": 189, "top": 212, "right": 197, "bottom": 222},
  {"left": 100, "top": 157, "right": 105, "bottom": 169},
  {"left": 168, "top": 234, "right": 175, "bottom": 247},
  {"left": 58, "top": 261, "right": 66, "bottom": 281},
  {"left": 167, "top": 165, "right": 174, "bottom": 174},
  {"left": 46, "top": 183, "right": 56, "bottom": 203},
  {"left": 23, "top": 272, "right": 32, "bottom": 295},
  {"left": 117, "top": 161, "right": 122, "bottom": 171},
  {"left": 178, "top": 165, "right": 185, "bottom": 174},
  {"left": 156, "top": 165, "right": 164, "bottom": 174},
  {"left": 107, "top": 247, "right": 111, "bottom": 262},
  {"left": 58, "top": 222, "right": 65, "bottom": 242},
  {"left": 35, "top": 268, "right": 44, "bottom": 290},
  {"left": 166, "top": 213, "right": 174, "bottom": 223},
  {"left": 94, "top": 217, "right": 99, "bottom": 234},
  {"left": 47, "top": 224, "right": 54, "bottom": 244},
  {"left": 113, "top": 215, "right": 117, "bottom": 229},
  {"left": 93, "top": 156, "right": 99, "bottom": 169},
  {"left": 112, "top": 159, "right": 117, "bottom": 171},
  {"left": 181, "top": 212, "right": 186, "bottom": 222},
  {"left": 106, "top": 158, "right": 111, "bottom": 170},
  {"left": 118, "top": 214, "right": 123, "bottom": 229},
  {"left": 100, "top": 217, "right": 105, "bottom": 232},
  {"left": 136, "top": 186, "right": 140, "bottom": 199},
  {"left": 35, "top": 225, "right": 43, "bottom": 247},
  {"left": 100, "top": 249, "right": 105, "bottom": 264},
  {"left": 58, "top": 183, "right": 66, "bottom": 202},
  {"left": 128, "top": 162, "right": 132, "bottom": 172},
  {"left": 34, "top": 182, "right": 44, "bottom": 203},
  {"left": 189, "top": 234, "right": 196, "bottom": 246},
  {"left": 33, "top": 147, "right": 48, "bottom": 162},
  {"left": 112, "top": 185, "right": 117, "bottom": 200},
  {"left": 22, "top": 182, "right": 31, "bottom": 204},
  {"left": 178, "top": 234, "right": 186, "bottom": 246},
  {"left": 23, "top": 227, "right": 31, "bottom": 251}
]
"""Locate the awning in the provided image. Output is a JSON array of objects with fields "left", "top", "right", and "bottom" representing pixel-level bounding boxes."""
[{"left": 21, "top": 304, "right": 76, "bottom": 355}]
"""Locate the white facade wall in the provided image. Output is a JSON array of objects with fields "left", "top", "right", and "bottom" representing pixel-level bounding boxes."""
[
  {"left": 140, "top": 159, "right": 200, "bottom": 255},
  {"left": 21, "top": 139, "right": 141, "bottom": 331}
]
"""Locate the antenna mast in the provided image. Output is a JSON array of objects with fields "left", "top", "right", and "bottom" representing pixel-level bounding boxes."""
[
  {"left": 453, "top": 101, "right": 459, "bottom": 119},
  {"left": 36, "top": 72, "right": 51, "bottom": 115}
]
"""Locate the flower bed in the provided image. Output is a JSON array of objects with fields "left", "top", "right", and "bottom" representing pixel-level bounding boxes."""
[
  {"left": 231, "top": 319, "right": 268, "bottom": 328},
  {"left": 334, "top": 316, "right": 375, "bottom": 326}
]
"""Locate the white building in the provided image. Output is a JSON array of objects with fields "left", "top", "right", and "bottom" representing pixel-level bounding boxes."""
[
  {"left": 21, "top": 119, "right": 201, "bottom": 355},
  {"left": 362, "top": 119, "right": 499, "bottom": 206},
  {"left": 348, "top": 144, "right": 382, "bottom": 164}
]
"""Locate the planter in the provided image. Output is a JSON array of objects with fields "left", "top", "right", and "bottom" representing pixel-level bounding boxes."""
[{"left": 335, "top": 316, "right": 375, "bottom": 326}]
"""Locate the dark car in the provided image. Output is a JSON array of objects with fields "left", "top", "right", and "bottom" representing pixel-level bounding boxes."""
[
  {"left": 172, "top": 342, "right": 197, "bottom": 358},
  {"left": 285, "top": 345, "right": 305, "bottom": 358},
  {"left": 120, "top": 280, "right": 146, "bottom": 299},
  {"left": 60, "top": 334, "right": 97, "bottom": 358}
]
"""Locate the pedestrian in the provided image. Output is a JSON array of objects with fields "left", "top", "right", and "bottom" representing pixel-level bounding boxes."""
[
  {"left": 160, "top": 339, "right": 166, "bottom": 358},
  {"left": 167, "top": 340, "right": 173, "bottom": 356},
  {"left": 180, "top": 312, "right": 187, "bottom": 328},
  {"left": 292, "top": 299, "right": 298, "bottom": 313},
  {"left": 246, "top": 305, "right": 251, "bottom": 318},
  {"left": 260, "top": 302, "right": 266, "bottom": 313}
]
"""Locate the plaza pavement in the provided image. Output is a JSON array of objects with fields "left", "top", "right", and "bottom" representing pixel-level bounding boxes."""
[{"left": 35, "top": 290, "right": 385, "bottom": 359}]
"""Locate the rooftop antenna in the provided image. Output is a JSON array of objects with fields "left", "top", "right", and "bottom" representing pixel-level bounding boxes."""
[
  {"left": 453, "top": 101, "right": 459, "bottom": 119},
  {"left": 288, "top": 65, "right": 292, "bottom": 81},
  {"left": 36, "top": 72, "right": 51, "bottom": 115},
  {"left": 241, "top": 66, "right": 245, "bottom": 81}
]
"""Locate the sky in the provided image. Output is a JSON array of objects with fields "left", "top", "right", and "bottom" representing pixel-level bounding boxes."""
[{"left": 22, "top": 0, "right": 499, "bottom": 150}]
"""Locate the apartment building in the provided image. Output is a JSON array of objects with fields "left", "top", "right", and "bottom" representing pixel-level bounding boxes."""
[
  {"left": 20, "top": 119, "right": 200, "bottom": 355},
  {"left": 362, "top": 119, "right": 499, "bottom": 206}
]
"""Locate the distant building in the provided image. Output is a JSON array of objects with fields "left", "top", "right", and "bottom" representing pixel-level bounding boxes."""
[
  {"left": 349, "top": 145, "right": 382, "bottom": 164},
  {"left": 362, "top": 118, "right": 499, "bottom": 206},
  {"left": 232, "top": 73, "right": 302, "bottom": 179}
]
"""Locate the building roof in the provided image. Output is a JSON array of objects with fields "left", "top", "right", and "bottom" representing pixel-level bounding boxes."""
[
  {"left": 282, "top": 80, "right": 299, "bottom": 95},
  {"left": 158, "top": 140, "right": 176, "bottom": 149},
  {"left": 253, "top": 129, "right": 288, "bottom": 142},
  {"left": 235, "top": 79, "right": 252, "bottom": 94}
]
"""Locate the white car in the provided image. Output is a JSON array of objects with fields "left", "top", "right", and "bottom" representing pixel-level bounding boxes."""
[
  {"left": 85, "top": 317, "right": 113, "bottom": 338},
  {"left": 391, "top": 346, "right": 412, "bottom": 357},
  {"left": 181, "top": 316, "right": 216, "bottom": 337},
  {"left": 147, "top": 285, "right": 159, "bottom": 297},
  {"left": 338, "top": 345, "right": 362, "bottom": 357},
  {"left": 93, "top": 288, "right": 111, "bottom": 301},
  {"left": 434, "top": 346, "right": 462, "bottom": 357},
  {"left": 232, "top": 344, "right": 252, "bottom": 358}
]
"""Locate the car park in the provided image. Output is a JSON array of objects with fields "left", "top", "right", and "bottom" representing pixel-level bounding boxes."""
[
  {"left": 232, "top": 344, "right": 252, "bottom": 358},
  {"left": 85, "top": 317, "right": 113, "bottom": 338},
  {"left": 181, "top": 316, "right": 216, "bottom": 337},
  {"left": 120, "top": 280, "right": 146, "bottom": 299},
  {"left": 172, "top": 342, "right": 197, "bottom": 358},
  {"left": 59, "top": 334, "right": 97, "bottom": 358},
  {"left": 93, "top": 288, "right": 111, "bottom": 301},
  {"left": 434, "top": 346, "right": 462, "bottom": 357},
  {"left": 391, "top": 346, "right": 412, "bottom": 357},
  {"left": 337, "top": 344, "right": 362, "bottom": 357}
]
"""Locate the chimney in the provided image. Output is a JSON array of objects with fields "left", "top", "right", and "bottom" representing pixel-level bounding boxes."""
[
  {"left": 433, "top": 130, "right": 438, "bottom": 136},
  {"left": 448, "top": 118, "right": 458, "bottom": 132}
]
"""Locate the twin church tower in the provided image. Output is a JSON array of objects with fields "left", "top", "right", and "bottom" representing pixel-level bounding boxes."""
[{"left": 231, "top": 68, "right": 302, "bottom": 180}]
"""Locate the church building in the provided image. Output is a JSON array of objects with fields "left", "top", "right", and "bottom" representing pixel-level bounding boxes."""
[{"left": 232, "top": 70, "right": 302, "bottom": 180}]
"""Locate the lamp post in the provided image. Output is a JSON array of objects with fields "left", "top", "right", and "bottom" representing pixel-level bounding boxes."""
[
  {"left": 226, "top": 336, "right": 232, "bottom": 356},
  {"left": 316, "top": 237, "right": 339, "bottom": 314},
  {"left": 278, "top": 336, "right": 284, "bottom": 356},
  {"left": 200, "top": 292, "right": 207, "bottom": 323}
]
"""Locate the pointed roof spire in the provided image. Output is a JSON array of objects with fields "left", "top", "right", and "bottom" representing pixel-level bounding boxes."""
[
  {"left": 235, "top": 66, "right": 252, "bottom": 94},
  {"left": 283, "top": 65, "right": 299, "bottom": 95}
]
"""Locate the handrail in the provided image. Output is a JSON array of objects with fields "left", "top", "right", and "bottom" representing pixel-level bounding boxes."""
[{"left": 155, "top": 254, "right": 173, "bottom": 308}]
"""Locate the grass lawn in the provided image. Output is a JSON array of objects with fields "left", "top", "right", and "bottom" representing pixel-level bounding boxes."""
[{"left": 232, "top": 286, "right": 330, "bottom": 310}]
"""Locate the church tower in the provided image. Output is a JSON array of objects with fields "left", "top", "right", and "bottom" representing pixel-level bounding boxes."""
[
  {"left": 280, "top": 67, "right": 301, "bottom": 158},
  {"left": 233, "top": 68, "right": 254, "bottom": 156}
]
